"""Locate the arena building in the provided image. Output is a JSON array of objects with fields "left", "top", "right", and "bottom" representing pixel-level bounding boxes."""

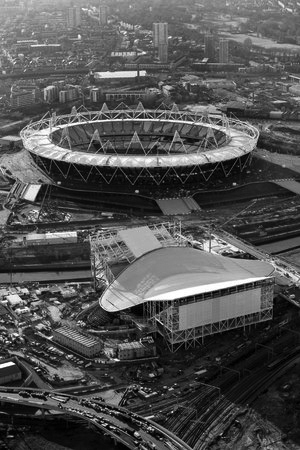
[
  {"left": 18, "top": 103, "right": 259, "bottom": 205},
  {"left": 93, "top": 224, "right": 275, "bottom": 352}
]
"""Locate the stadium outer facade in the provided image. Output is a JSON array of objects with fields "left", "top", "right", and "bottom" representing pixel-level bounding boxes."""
[
  {"left": 20, "top": 103, "right": 259, "bottom": 196},
  {"left": 92, "top": 223, "right": 275, "bottom": 352}
]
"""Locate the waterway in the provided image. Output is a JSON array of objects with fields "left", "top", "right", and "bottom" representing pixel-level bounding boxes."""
[{"left": 0, "top": 269, "right": 91, "bottom": 284}]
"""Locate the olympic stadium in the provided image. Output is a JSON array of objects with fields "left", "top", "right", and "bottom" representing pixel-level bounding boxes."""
[
  {"left": 92, "top": 224, "right": 275, "bottom": 352},
  {"left": 15, "top": 103, "right": 259, "bottom": 210}
]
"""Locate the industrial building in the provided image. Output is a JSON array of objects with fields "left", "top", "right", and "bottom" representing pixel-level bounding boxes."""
[
  {"left": 93, "top": 71, "right": 147, "bottom": 82},
  {"left": 0, "top": 135, "right": 22, "bottom": 148},
  {"left": 53, "top": 326, "right": 102, "bottom": 357},
  {"left": 117, "top": 340, "right": 156, "bottom": 360},
  {"left": 15, "top": 231, "right": 78, "bottom": 247},
  {"left": 0, "top": 361, "right": 22, "bottom": 385}
]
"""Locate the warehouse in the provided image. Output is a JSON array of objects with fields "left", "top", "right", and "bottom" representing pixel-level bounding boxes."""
[
  {"left": 117, "top": 340, "right": 156, "bottom": 360},
  {"left": 19, "top": 231, "right": 78, "bottom": 246},
  {"left": 53, "top": 326, "right": 102, "bottom": 358},
  {"left": 0, "top": 361, "right": 22, "bottom": 385}
]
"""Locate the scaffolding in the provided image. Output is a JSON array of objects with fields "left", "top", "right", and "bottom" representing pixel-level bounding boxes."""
[
  {"left": 90, "top": 221, "right": 182, "bottom": 289},
  {"left": 143, "top": 278, "right": 274, "bottom": 353},
  {"left": 91, "top": 220, "right": 274, "bottom": 353}
]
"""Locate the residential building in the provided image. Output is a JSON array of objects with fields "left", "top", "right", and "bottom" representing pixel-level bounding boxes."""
[
  {"left": 67, "top": 6, "right": 81, "bottom": 28},
  {"left": 44, "top": 85, "right": 59, "bottom": 103},
  {"left": 153, "top": 22, "right": 168, "bottom": 63},
  {"left": 90, "top": 88, "right": 102, "bottom": 102},
  {"left": 59, "top": 87, "right": 80, "bottom": 103},
  {"left": 59, "top": 90, "right": 68, "bottom": 103},
  {"left": 10, "top": 90, "right": 36, "bottom": 109},
  {"left": 99, "top": 4, "right": 109, "bottom": 26},
  {"left": 204, "top": 34, "right": 215, "bottom": 60},
  {"left": 158, "top": 43, "right": 168, "bottom": 64},
  {"left": 219, "top": 39, "right": 229, "bottom": 64}
]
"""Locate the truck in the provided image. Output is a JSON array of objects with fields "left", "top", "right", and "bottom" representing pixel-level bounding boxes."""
[{"left": 134, "top": 431, "right": 142, "bottom": 440}]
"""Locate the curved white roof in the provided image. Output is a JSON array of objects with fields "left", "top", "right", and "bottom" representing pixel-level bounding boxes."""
[
  {"left": 100, "top": 247, "right": 274, "bottom": 312},
  {"left": 21, "top": 109, "right": 259, "bottom": 169}
]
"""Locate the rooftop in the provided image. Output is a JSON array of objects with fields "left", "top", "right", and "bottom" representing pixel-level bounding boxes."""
[
  {"left": 54, "top": 326, "right": 101, "bottom": 348},
  {"left": 21, "top": 107, "right": 259, "bottom": 168},
  {"left": 100, "top": 247, "right": 274, "bottom": 312},
  {"left": 0, "top": 361, "right": 21, "bottom": 378},
  {"left": 94, "top": 70, "right": 147, "bottom": 79}
]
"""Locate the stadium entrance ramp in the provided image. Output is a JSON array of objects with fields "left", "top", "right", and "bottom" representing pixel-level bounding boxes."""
[
  {"left": 156, "top": 197, "right": 201, "bottom": 215},
  {"left": 273, "top": 180, "right": 300, "bottom": 195}
]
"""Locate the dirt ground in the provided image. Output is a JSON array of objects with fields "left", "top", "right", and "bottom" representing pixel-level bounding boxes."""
[{"left": 254, "top": 361, "right": 300, "bottom": 449}]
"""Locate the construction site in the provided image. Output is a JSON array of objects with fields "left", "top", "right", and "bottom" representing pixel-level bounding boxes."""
[
  {"left": 0, "top": 102, "right": 299, "bottom": 449},
  {"left": 259, "top": 122, "right": 300, "bottom": 155}
]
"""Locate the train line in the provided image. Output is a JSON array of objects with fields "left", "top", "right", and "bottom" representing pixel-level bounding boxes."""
[
  {"left": 190, "top": 349, "right": 300, "bottom": 449},
  {"left": 129, "top": 330, "right": 300, "bottom": 449}
]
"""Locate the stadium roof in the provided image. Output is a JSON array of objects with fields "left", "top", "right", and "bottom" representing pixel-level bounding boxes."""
[
  {"left": 100, "top": 247, "right": 274, "bottom": 312},
  {"left": 21, "top": 107, "right": 259, "bottom": 168},
  {"left": 23, "top": 123, "right": 255, "bottom": 168}
]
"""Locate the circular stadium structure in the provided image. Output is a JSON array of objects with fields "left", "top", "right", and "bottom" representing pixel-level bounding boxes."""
[{"left": 20, "top": 103, "right": 259, "bottom": 197}]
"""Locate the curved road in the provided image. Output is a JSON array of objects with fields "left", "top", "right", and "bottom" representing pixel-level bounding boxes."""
[{"left": 0, "top": 387, "right": 192, "bottom": 450}]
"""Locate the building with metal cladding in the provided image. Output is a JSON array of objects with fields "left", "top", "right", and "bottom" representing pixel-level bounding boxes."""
[
  {"left": 93, "top": 224, "right": 275, "bottom": 352},
  {"left": 0, "top": 361, "right": 22, "bottom": 385},
  {"left": 20, "top": 103, "right": 259, "bottom": 197},
  {"left": 53, "top": 325, "right": 102, "bottom": 357}
]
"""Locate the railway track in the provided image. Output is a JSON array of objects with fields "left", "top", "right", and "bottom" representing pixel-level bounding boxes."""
[
  {"left": 191, "top": 351, "right": 300, "bottom": 449},
  {"left": 130, "top": 331, "right": 300, "bottom": 448}
]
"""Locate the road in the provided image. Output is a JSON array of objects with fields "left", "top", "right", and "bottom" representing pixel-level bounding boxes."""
[
  {"left": 216, "top": 228, "right": 300, "bottom": 286},
  {"left": 0, "top": 387, "right": 193, "bottom": 450},
  {"left": 256, "top": 147, "right": 300, "bottom": 174}
]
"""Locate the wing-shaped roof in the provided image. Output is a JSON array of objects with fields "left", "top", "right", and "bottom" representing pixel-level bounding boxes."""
[{"left": 100, "top": 247, "right": 274, "bottom": 312}]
